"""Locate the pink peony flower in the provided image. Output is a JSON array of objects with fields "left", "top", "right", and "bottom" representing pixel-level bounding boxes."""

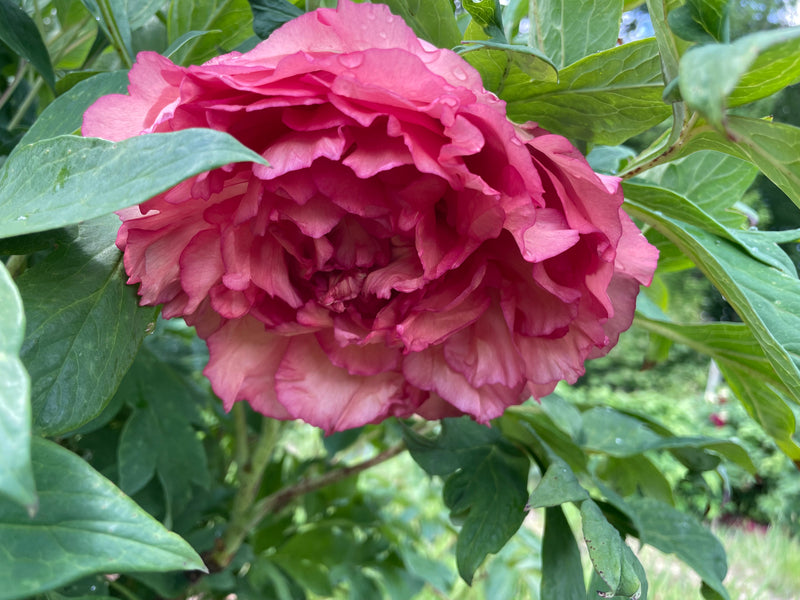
[{"left": 83, "top": 0, "right": 658, "bottom": 432}]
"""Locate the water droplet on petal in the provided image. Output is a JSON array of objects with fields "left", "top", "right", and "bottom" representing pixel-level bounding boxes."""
[
  {"left": 339, "top": 53, "right": 364, "bottom": 69},
  {"left": 453, "top": 67, "right": 468, "bottom": 81}
]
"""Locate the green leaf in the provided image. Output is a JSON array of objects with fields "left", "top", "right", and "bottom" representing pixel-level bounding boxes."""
[
  {"left": 249, "top": 0, "right": 302, "bottom": 40},
  {"left": 16, "top": 216, "right": 156, "bottom": 435},
  {"left": 597, "top": 455, "right": 675, "bottom": 506},
  {"left": 668, "top": 0, "right": 730, "bottom": 43},
  {"left": 117, "top": 348, "right": 210, "bottom": 512},
  {"left": 0, "top": 129, "right": 266, "bottom": 239},
  {"left": 528, "top": 457, "right": 589, "bottom": 509},
  {"left": 627, "top": 497, "right": 728, "bottom": 599},
  {"left": 679, "top": 27, "right": 800, "bottom": 129},
  {"left": 541, "top": 506, "right": 585, "bottom": 600},
  {"left": 80, "top": 0, "right": 134, "bottom": 66},
  {"left": 167, "top": 0, "right": 254, "bottom": 65},
  {"left": 528, "top": 0, "right": 624, "bottom": 69},
  {"left": 377, "top": 0, "right": 462, "bottom": 49},
  {"left": 127, "top": 0, "right": 165, "bottom": 29},
  {"left": 460, "top": 39, "right": 559, "bottom": 94},
  {"left": 637, "top": 150, "right": 757, "bottom": 229},
  {"left": 634, "top": 313, "right": 800, "bottom": 460},
  {"left": 163, "top": 30, "right": 221, "bottom": 58},
  {"left": 0, "top": 437, "right": 205, "bottom": 600},
  {"left": 0, "top": 261, "right": 34, "bottom": 510},
  {"left": 404, "top": 418, "right": 529, "bottom": 583},
  {"left": 505, "top": 39, "right": 671, "bottom": 145},
  {"left": 580, "top": 499, "right": 642, "bottom": 598},
  {"left": 0, "top": 0, "right": 56, "bottom": 90},
  {"left": 623, "top": 181, "right": 793, "bottom": 274},
  {"left": 20, "top": 71, "right": 129, "bottom": 147},
  {"left": 581, "top": 407, "right": 756, "bottom": 472},
  {"left": 624, "top": 201, "right": 800, "bottom": 409}
]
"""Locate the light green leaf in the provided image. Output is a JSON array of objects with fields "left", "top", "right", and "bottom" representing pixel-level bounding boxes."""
[
  {"left": 0, "top": 437, "right": 206, "bottom": 600},
  {"left": 167, "top": 0, "right": 254, "bottom": 65},
  {"left": 505, "top": 39, "right": 671, "bottom": 145},
  {"left": 541, "top": 506, "right": 585, "bottom": 600},
  {"left": 580, "top": 499, "right": 642, "bottom": 598},
  {"left": 404, "top": 418, "right": 529, "bottom": 583},
  {"left": 19, "top": 71, "right": 129, "bottom": 147},
  {"left": 0, "top": 129, "right": 266, "bottom": 239},
  {"left": 163, "top": 29, "right": 222, "bottom": 59},
  {"left": 17, "top": 216, "right": 156, "bottom": 435},
  {"left": 597, "top": 454, "right": 675, "bottom": 506},
  {"left": 528, "top": 0, "right": 624, "bottom": 69},
  {"left": 680, "top": 27, "right": 800, "bottom": 128},
  {"left": 637, "top": 150, "right": 757, "bottom": 228},
  {"left": 127, "top": 0, "right": 165, "bottom": 29},
  {"left": 460, "top": 39, "right": 558, "bottom": 93},
  {"left": 0, "top": 0, "right": 55, "bottom": 90},
  {"left": 624, "top": 201, "right": 800, "bottom": 411},
  {"left": 529, "top": 456, "right": 589, "bottom": 509},
  {"left": 627, "top": 497, "right": 728, "bottom": 599},
  {"left": 635, "top": 313, "right": 800, "bottom": 460},
  {"left": 624, "top": 181, "right": 794, "bottom": 274},
  {"left": 377, "top": 0, "right": 462, "bottom": 49},
  {"left": 0, "top": 261, "right": 34, "bottom": 511}
]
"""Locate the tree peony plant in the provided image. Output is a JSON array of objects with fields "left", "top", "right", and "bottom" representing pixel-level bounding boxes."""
[{"left": 82, "top": 0, "right": 657, "bottom": 432}]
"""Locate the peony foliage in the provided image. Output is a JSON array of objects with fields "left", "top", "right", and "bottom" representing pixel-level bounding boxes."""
[{"left": 0, "top": 0, "right": 798, "bottom": 599}]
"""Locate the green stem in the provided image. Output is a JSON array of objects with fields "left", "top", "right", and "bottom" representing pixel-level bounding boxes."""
[
  {"left": 0, "top": 61, "right": 28, "bottom": 115},
  {"left": 4, "top": 255, "right": 28, "bottom": 279},
  {"left": 8, "top": 78, "right": 43, "bottom": 131},
  {"left": 620, "top": 112, "right": 698, "bottom": 179},
  {"left": 244, "top": 441, "right": 406, "bottom": 535},
  {"left": 96, "top": 0, "right": 133, "bottom": 68},
  {"left": 108, "top": 581, "right": 144, "bottom": 600},
  {"left": 232, "top": 401, "right": 249, "bottom": 473},
  {"left": 215, "top": 417, "right": 282, "bottom": 567}
]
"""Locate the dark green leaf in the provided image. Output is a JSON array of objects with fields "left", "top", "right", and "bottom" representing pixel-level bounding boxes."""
[
  {"left": 249, "top": 0, "right": 302, "bottom": 40},
  {"left": 20, "top": 71, "right": 129, "bottom": 147},
  {"left": 597, "top": 455, "right": 674, "bottom": 506},
  {"left": 377, "top": 0, "right": 462, "bottom": 49},
  {"left": 628, "top": 497, "right": 728, "bottom": 599},
  {"left": 167, "top": 0, "right": 254, "bottom": 65},
  {"left": 0, "top": 261, "right": 34, "bottom": 510},
  {"left": 0, "top": 0, "right": 55, "bottom": 90},
  {"left": 680, "top": 27, "right": 800, "bottom": 128},
  {"left": 404, "top": 418, "right": 529, "bottom": 583},
  {"left": 17, "top": 216, "right": 156, "bottom": 435},
  {"left": 117, "top": 348, "right": 210, "bottom": 512},
  {"left": 669, "top": 0, "right": 730, "bottom": 43},
  {"left": 541, "top": 506, "right": 585, "bottom": 600},
  {"left": 580, "top": 499, "right": 642, "bottom": 598},
  {"left": 528, "top": 0, "right": 624, "bottom": 69},
  {"left": 0, "top": 129, "right": 266, "bottom": 239},
  {"left": 0, "top": 437, "right": 205, "bottom": 600},
  {"left": 529, "top": 457, "right": 589, "bottom": 508},
  {"left": 505, "top": 39, "right": 671, "bottom": 145}
]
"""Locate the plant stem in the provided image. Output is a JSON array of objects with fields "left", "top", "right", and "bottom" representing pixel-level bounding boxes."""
[
  {"left": 0, "top": 61, "right": 28, "bottom": 114},
  {"left": 215, "top": 416, "right": 282, "bottom": 567},
  {"left": 620, "top": 112, "right": 698, "bottom": 179},
  {"left": 4, "top": 255, "right": 28, "bottom": 279},
  {"left": 8, "top": 78, "right": 44, "bottom": 131},
  {"left": 244, "top": 441, "right": 406, "bottom": 533},
  {"left": 232, "top": 402, "right": 249, "bottom": 473}
]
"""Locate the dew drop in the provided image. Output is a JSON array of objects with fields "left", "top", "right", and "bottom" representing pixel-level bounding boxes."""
[
  {"left": 15, "top": 215, "right": 27, "bottom": 221},
  {"left": 614, "top": 437, "right": 623, "bottom": 444},
  {"left": 338, "top": 53, "right": 364, "bottom": 69},
  {"left": 145, "top": 321, "right": 156, "bottom": 335},
  {"left": 453, "top": 67, "right": 468, "bottom": 81}
]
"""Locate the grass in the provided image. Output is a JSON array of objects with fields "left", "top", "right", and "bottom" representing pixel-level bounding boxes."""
[{"left": 641, "top": 524, "right": 800, "bottom": 600}]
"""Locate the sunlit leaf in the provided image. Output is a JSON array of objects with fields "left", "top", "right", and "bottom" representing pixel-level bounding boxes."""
[{"left": 0, "top": 261, "right": 34, "bottom": 510}]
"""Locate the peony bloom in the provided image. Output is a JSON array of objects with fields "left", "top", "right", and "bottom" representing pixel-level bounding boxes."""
[{"left": 83, "top": 0, "right": 658, "bottom": 432}]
